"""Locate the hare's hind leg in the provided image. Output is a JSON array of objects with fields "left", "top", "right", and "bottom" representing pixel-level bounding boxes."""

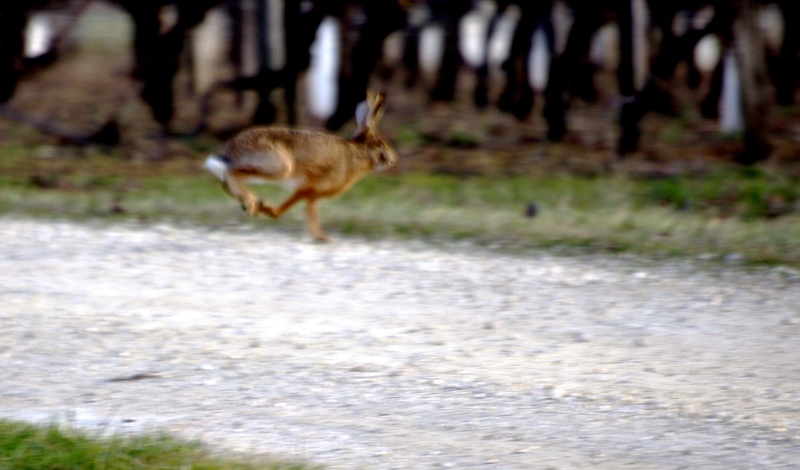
[
  {"left": 225, "top": 150, "right": 294, "bottom": 219},
  {"left": 221, "top": 174, "right": 261, "bottom": 216}
]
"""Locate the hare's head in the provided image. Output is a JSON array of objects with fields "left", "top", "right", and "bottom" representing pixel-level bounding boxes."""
[{"left": 353, "top": 91, "right": 397, "bottom": 171}]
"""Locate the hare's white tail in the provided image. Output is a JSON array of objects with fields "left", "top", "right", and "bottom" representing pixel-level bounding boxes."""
[{"left": 204, "top": 155, "right": 229, "bottom": 181}]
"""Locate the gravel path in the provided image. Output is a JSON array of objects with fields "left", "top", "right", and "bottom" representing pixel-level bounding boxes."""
[{"left": 2, "top": 219, "right": 799, "bottom": 469}]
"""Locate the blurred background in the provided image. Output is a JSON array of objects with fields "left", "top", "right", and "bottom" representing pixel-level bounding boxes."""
[{"left": 2, "top": 0, "right": 799, "bottom": 170}]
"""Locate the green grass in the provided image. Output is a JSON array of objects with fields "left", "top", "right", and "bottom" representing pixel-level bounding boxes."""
[
  {"left": 1, "top": 152, "right": 800, "bottom": 266},
  {"left": 0, "top": 419, "right": 312, "bottom": 470},
  {"left": 334, "top": 169, "right": 800, "bottom": 264}
]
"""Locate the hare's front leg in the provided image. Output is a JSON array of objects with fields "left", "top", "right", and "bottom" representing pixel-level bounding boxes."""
[
  {"left": 305, "top": 198, "right": 328, "bottom": 242},
  {"left": 261, "top": 189, "right": 327, "bottom": 240}
]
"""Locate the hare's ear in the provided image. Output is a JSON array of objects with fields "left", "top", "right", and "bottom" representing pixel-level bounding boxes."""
[
  {"left": 354, "top": 91, "right": 387, "bottom": 138},
  {"left": 366, "top": 91, "right": 387, "bottom": 128},
  {"left": 355, "top": 99, "right": 370, "bottom": 132}
]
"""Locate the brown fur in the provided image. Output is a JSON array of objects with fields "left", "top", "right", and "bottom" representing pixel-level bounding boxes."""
[{"left": 206, "top": 92, "right": 396, "bottom": 241}]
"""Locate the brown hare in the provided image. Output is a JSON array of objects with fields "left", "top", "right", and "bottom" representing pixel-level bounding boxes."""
[{"left": 204, "top": 91, "right": 396, "bottom": 241}]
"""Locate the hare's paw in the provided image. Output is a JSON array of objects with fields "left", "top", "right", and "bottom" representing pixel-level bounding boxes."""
[
  {"left": 258, "top": 202, "right": 278, "bottom": 218},
  {"left": 239, "top": 197, "right": 261, "bottom": 217},
  {"left": 309, "top": 227, "right": 330, "bottom": 243}
]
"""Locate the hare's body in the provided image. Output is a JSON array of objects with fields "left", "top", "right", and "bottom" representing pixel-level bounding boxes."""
[
  {"left": 205, "top": 92, "right": 395, "bottom": 241},
  {"left": 221, "top": 128, "right": 375, "bottom": 194}
]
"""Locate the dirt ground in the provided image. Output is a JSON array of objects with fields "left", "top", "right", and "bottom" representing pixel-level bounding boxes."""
[{"left": 1, "top": 219, "right": 799, "bottom": 469}]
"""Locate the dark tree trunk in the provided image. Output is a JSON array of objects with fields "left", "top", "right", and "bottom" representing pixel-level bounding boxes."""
[
  {"left": 731, "top": 0, "right": 772, "bottom": 164},
  {"left": 498, "top": 1, "right": 551, "bottom": 121},
  {"left": 113, "top": 0, "right": 222, "bottom": 131},
  {"left": 0, "top": 4, "right": 29, "bottom": 103},
  {"left": 543, "top": 1, "right": 604, "bottom": 141},
  {"left": 326, "top": 0, "right": 406, "bottom": 131},
  {"left": 428, "top": 0, "right": 471, "bottom": 103},
  {"left": 616, "top": 0, "right": 643, "bottom": 155},
  {"left": 773, "top": 0, "right": 799, "bottom": 106}
]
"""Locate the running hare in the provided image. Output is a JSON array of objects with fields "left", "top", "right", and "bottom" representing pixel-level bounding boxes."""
[{"left": 204, "top": 91, "right": 396, "bottom": 241}]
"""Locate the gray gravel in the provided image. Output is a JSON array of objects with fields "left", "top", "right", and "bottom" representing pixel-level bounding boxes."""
[{"left": 2, "top": 219, "right": 799, "bottom": 469}]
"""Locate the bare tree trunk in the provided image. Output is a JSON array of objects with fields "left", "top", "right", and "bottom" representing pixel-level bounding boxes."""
[
  {"left": 731, "top": 0, "right": 772, "bottom": 164},
  {"left": 774, "top": 0, "right": 799, "bottom": 105},
  {"left": 429, "top": 0, "right": 471, "bottom": 103},
  {"left": 114, "top": 0, "right": 222, "bottom": 131},
  {"left": 325, "top": 0, "right": 406, "bottom": 131},
  {"left": 0, "top": 4, "right": 28, "bottom": 103}
]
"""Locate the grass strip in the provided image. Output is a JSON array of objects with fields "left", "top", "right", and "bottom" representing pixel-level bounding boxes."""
[
  {"left": 1, "top": 153, "right": 799, "bottom": 266},
  {"left": 0, "top": 419, "right": 313, "bottom": 470}
]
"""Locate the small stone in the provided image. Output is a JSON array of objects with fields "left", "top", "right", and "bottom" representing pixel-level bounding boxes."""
[
  {"left": 723, "top": 252, "right": 744, "bottom": 263},
  {"left": 573, "top": 332, "right": 591, "bottom": 343},
  {"left": 525, "top": 203, "right": 538, "bottom": 218}
]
